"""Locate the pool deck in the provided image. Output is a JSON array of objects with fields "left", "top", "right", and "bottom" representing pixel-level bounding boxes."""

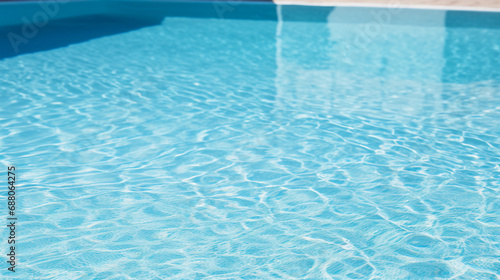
[{"left": 272, "top": 0, "right": 500, "bottom": 11}]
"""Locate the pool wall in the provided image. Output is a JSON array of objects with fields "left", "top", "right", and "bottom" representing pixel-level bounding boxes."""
[
  {"left": 2, "top": 0, "right": 499, "bottom": 27},
  {"left": 0, "top": 0, "right": 108, "bottom": 27},
  {"left": 1, "top": 0, "right": 499, "bottom": 69}
]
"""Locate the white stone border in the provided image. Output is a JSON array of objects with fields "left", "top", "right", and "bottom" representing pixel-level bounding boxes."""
[{"left": 273, "top": 1, "right": 500, "bottom": 12}]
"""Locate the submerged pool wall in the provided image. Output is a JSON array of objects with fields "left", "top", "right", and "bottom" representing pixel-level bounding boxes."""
[
  {"left": 2, "top": 0, "right": 500, "bottom": 26},
  {"left": 1, "top": 0, "right": 499, "bottom": 83},
  {"left": 0, "top": 0, "right": 108, "bottom": 27},
  {"left": 0, "top": 0, "right": 279, "bottom": 59}
]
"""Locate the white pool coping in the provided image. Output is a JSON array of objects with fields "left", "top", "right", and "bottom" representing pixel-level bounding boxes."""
[{"left": 273, "top": 0, "right": 500, "bottom": 12}]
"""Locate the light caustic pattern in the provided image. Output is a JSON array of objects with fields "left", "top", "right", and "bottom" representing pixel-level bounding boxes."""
[{"left": 0, "top": 12, "right": 499, "bottom": 280}]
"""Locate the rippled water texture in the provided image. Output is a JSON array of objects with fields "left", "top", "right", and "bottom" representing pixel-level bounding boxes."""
[{"left": 1, "top": 4, "right": 500, "bottom": 279}]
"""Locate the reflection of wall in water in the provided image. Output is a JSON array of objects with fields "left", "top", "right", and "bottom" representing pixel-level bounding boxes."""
[
  {"left": 442, "top": 11, "right": 500, "bottom": 84},
  {"left": 275, "top": 6, "right": 336, "bottom": 114},
  {"left": 275, "top": 7, "right": 449, "bottom": 118},
  {"left": 438, "top": 11, "right": 500, "bottom": 115}
]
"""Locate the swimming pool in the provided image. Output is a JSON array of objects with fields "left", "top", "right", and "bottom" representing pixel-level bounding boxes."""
[{"left": 1, "top": 1, "right": 500, "bottom": 279}]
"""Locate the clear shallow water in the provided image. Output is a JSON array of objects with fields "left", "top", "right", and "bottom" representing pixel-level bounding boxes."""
[{"left": 1, "top": 5, "right": 500, "bottom": 279}]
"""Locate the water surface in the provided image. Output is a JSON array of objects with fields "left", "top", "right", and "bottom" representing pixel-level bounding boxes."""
[{"left": 1, "top": 5, "right": 500, "bottom": 279}]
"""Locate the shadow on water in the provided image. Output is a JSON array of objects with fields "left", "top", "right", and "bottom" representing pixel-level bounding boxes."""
[
  {"left": 0, "top": 15, "right": 163, "bottom": 60},
  {"left": 0, "top": 1, "right": 278, "bottom": 60}
]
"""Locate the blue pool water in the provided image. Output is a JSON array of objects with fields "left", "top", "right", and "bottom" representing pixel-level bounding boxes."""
[{"left": 1, "top": 2, "right": 500, "bottom": 279}]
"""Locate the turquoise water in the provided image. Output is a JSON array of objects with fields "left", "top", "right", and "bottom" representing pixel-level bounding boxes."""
[{"left": 1, "top": 3, "right": 500, "bottom": 279}]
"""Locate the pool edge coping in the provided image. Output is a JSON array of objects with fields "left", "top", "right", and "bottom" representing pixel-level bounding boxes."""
[{"left": 273, "top": 1, "right": 500, "bottom": 12}]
